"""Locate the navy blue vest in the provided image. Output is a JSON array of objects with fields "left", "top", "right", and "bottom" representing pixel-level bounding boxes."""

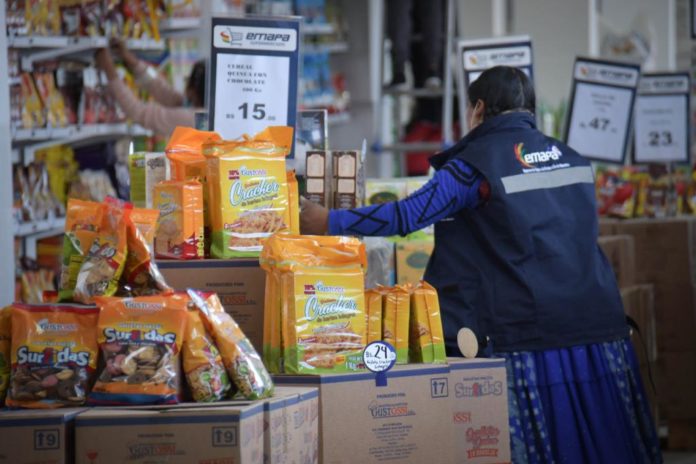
[{"left": 426, "top": 112, "right": 628, "bottom": 354}]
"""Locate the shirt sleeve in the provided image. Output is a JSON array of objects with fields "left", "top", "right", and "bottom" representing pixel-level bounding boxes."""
[
  {"left": 328, "top": 159, "right": 485, "bottom": 236},
  {"left": 133, "top": 60, "right": 185, "bottom": 108}
]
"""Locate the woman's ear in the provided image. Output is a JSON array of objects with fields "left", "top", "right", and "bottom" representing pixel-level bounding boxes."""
[{"left": 473, "top": 99, "right": 485, "bottom": 121}]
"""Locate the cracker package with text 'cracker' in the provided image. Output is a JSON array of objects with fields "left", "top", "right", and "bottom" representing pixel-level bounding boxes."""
[
  {"left": 260, "top": 234, "right": 367, "bottom": 374},
  {"left": 188, "top": 290, "right": 273, "bottom": 400},
  {"left": 154, "top": 179, "right": 205, "bottom": 259},
  {"left": 204, "top": 126, "right": 294, "bottom": 258},
  {"left": 73, "top": 197, "right": 132, "bottom": 304},
  {"left": 409, "top": 281, "right": 446, "bottom": 363},
  {"left": 90, "top": 294, "right": 188, "bottom": 405},
  {"left": 7, "top": 303, "right": 99, "bottom": 408},
  {"left": 0, "top": 307, "right": 11, "bottom": 405},
  {"left": 384, "top": 285, "right": 410, "bottom": 364}
]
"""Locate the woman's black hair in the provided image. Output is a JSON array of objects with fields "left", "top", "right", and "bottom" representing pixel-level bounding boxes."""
[
  {"left": 467, "top": 66, "right": 535, "bottom": 119},
  {"left": 187, "top": 60, "right": 206, "bottom": 107}
]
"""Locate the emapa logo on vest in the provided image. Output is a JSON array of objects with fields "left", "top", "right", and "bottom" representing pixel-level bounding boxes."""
[{"left": 514, "top": 143, "right": 564, "bottom": 169}]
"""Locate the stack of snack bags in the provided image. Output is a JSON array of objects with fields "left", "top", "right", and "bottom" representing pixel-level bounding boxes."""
[{"left": 260, "top": 234, "right": 367, "bottom": 374}]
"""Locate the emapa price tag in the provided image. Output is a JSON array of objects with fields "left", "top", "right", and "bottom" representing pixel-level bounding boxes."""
[
  {"left": 565, "top": 57, "right": 640, "bottom": 163},
  {"left": 634, "top": 73, "right": 690, "bottom": 164},
  {"left": 209, "top": 16, "right": 300, "bottom": 156},
  {"left": 363, "top": 341, "right": 397, "bottom": 387}
]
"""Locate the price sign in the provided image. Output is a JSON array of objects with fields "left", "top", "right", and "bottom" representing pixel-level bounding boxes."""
[
  {"left": 456, "top": 35, "right": 533, "bottom": 131},
  {"left": 634, "top": 73, "right": 690, "bottom": 164},
  {"left": 210, "top": 17, "right": 299, "bottom": 156},
  {"left": 565, "top": 58, "right": 640, "bottom": 163},
  {"left": 363, "top": 341, "right": 396, "bottom": 386}
]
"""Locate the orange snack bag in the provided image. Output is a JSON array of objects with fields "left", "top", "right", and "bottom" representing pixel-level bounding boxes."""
[
  {"left": 383, "top": 285, "right": 410, "bottom": 364},
  {"left": 119, "top": 208, "right": 172, "bottom": 296},
  {"left": 410, "top": 281, "right": 446, "bottom": 364},
  {"left": 153, "top": 180, "right": 205, "bottom": 259},
  {"left": 0, "top": 307, "right": 11, "bottom": 405},
  {"left": 183, "top": 309, "right": 231, "bottom": 402},
  {"left": 73, "top": 197, "right": 131, "bottom": 304},
  {"left": 165, "top": 126, "right": 221, "bottom": 181},
  {"left": 365, "top": 289, "right": 383, "bottom": 344},
  {"left": 59, "top": 199, "right": 105, "bottom": 302},
  {"left": 90, "top": 294, "right": 189, "bottom": 405},
  {"left": 287, "top": 170, "right": 300, "bottom": 234},
  {"left": 7, "top": 303, "right": 99, "bottom": 408}
]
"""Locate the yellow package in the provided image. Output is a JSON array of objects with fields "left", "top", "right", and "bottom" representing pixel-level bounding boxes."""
[
  {"left": 189, "top": 291, "right": 274, "bottom": 400},
  {"left": 20, "top": 73, "right": 45, "bottom": 129},
  {"left": 365, "top": 289, "right": 383, "bottom": 344},
  {"left": 129, "top": 152, "right": 168, "bottom": 209},
  {"left": 8, "top": 303, "right": 100, "bottom": 408},
  {"left": 0, "top": 307, "right": 11, "bottom": 405},
  {"left": 73, "top": 197, "right": 131, "bottom": 304},
  {"left": 59, "top": 199, "right": 105, "bottom": 302},
  {"left": 261, "top": 234, "right": 367, "bottom": 374},
  {"left": 90, "top": 294, "right": 189, "bottom": 405},
  {"left": 153, "top": 180, "right": 205, "bottom": 259},
  {"left": 183, "top": 309, "right": 231, "bottom": 402},
  {"left": 411, "top": 281, "right": 446, "bottom": 363},
  {"left": 262, "top": 270, "right": 282, "bottom": 373},
  {"left": 204, "top": 126, "right": 294, "bottom": 258},
  {"left": 384, "top": 285, "right": 410, "bottom": 364},
  {"left": 287, "top": 170, "right": 300, "bottom": 234}
]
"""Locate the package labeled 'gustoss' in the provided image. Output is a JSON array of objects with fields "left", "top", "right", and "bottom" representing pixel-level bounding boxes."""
[
  {"left": 182, "top": 309, "right": 231, "bottom": 402},
  {"left": 90, "top": 295, "right": 188, "bottom": 405},
  {"left": 410, "top": 281, "right": 446, "bottom": 364},
  {"left": 7, "top": 304, "right": 99, "bottom": 408},
  {"left": 204, "top": 126, "right": 294, "bottom": 258},
  {"left": 261, "top": 234, "right": 367, "bottom": 374},
  {"left": 153, "top": 179, "right": 205, "bottom": 259},
  {"left": 189, "top": 290, "right": 274, "bottom": 400},
  {"left": 384, "top": 285, "right": 410, "bottom": 364},
  {"left": 0, "top": 307, "right": 11, "bottom": 405}
]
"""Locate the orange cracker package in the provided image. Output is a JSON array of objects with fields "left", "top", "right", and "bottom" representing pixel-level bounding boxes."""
[
  {"left": 166, "top": 126, "right": 221, "bottom": 181},
  {"left": 59, "top": 199, "right": 105, "bottom": 302},
  {"left": 0, "top": 307, "right": 11, "bottom": 405},
  {"left": 153, "top": 180, "right": 205, "bottom": 259},
  {"left": 73, "top": 197, "right": 131, "bottom": 304},
  {"left": 188, "top": 290, "right": 274, "bottom": 400},
  {"left": 182, "top": 309, "right": 231, "bottom": 402},
  {"left": 119, "top": 208, "right": 172, "bottom": 296},
  {"left": 410, "top": 281, "right": 446, "bottom": 363},
  {"left": 203, "top": 126, "right": 294, "bottom": 258},
  {"left": 365, "top": 289, "right": 383, "bottom": 344},
  {"left": 90, "top": 294, "right": 189, "bottom": 405},
  {"left": 287, "top": 170, "right": 300, "bottom": 234},
  {"left": 384, "top": 285, "right": 410, "bottom": 364},
  {"left": 7, "top": 303, "right": 99, "bottom": 408}
]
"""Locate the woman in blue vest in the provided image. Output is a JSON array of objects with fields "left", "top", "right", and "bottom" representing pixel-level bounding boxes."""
[{"left": 300, "top": 66, "right": 661, "bottom": 463}]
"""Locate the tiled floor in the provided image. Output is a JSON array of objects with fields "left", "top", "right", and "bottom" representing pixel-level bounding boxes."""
[{"left": 664, "top": 452, "right": 696, "bottom": 463}]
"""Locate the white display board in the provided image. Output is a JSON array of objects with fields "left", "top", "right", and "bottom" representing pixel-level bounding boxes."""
[
  {"left": 634, "top": 73, "right": 690, "bottom": 164},
  {"left": 565, "top": 58, "right": 640, "bottom": 163},
  {"left": 209, "top": 17, "right": 299, "bottom": 155}
]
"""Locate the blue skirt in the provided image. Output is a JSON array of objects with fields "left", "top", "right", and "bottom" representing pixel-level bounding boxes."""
[{"left": 496, "top": 339, "right": 662, "bottom": 464}]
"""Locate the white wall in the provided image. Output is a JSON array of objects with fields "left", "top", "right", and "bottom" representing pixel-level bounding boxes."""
[{"left": 457, "top": 0, "right": 493, "bottom": 39}]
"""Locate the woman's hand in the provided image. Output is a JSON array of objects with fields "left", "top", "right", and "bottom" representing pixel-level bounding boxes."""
[
  {"left": 94, "top": 48, "right": 118, "bottom": 80},
  {"left": 109, "top": 37, "right": 139, "bottom": 71},
  {"left": 300, "top": 197, "right": 329, "bottom": 235}
]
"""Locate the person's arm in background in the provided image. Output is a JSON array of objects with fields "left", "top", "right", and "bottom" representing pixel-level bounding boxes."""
[
  {"left": 301, "top": 159, "right": 489, "bottom": 236},
  {"left": 111, "top": 38, "right": 184, "bottom": 107},
  {"left": 95, "top": 47, "right": 195, "bottom": 138}
]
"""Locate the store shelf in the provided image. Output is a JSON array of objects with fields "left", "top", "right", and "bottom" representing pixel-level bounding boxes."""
[
  {"left": 304, "top": 42, "right": 349, "bottom": 54},
  {"left": 160, "top": 17, "right": 203, "bottom": 32},
  {"left": 304, "top": 23, "right": 336, "bottom": 35},
  {"left": 14, "top": 217, "right": 65, "bottom": 238}
]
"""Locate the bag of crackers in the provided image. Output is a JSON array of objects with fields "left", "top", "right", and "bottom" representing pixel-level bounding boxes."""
[
  {"left": 203, "top": 126, "right": 294, "bottom": 258},
  {"left": 260, "top": 234, "right": 367, "bottom": 374},
  {"left": 89, "top": 294, "right": 188, "bottom": 405},
  {"left": 7, "top": 303, "right": 100, "bottom": 408},
  {"left": 409, "top": 281, "right": 446, "bottom": 364}
]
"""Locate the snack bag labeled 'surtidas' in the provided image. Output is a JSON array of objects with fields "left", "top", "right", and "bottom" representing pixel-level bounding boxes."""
[
  {"left": 188, "top": 290, "right": 273, "bottom": 400},
  {"left": 203, "top": 126, "right": 294, "bottom": 258},
  {"left": 90, "top": 294, "right": 188, "bottom": 405},
  {"left": 7, "top": 303, "right": 99, "bottom": 408},
  {"left": 260, "top": 234, "right": 367, "bottom": 374}
]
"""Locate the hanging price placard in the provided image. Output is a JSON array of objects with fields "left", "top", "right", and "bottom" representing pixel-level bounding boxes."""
[
  {"left": 565, "top": 58, "right": 641, "bottom": 164},
  {"left": 633, "top": 72, "right": 690, "bottom": 164},
  {"left": 209, "top": 16, "right": 300, "bottom": 156}
]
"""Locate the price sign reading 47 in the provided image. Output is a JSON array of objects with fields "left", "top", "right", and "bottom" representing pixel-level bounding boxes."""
[{"left": 584, "top": 117, "right": 615, "bottom": 132}]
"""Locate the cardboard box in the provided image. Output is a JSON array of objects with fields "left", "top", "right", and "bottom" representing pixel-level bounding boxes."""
[
  {"left": 0, "top": 408, "right": 84, "bottom": 464},
  {"left": 75, "top": 402, "right": 264, "bottom": 464},
  {"left": 621, "top": 285, "right": 657, "bottom": 366},
  {"left": 264, "top": 387, "right": 319, "bottom": 464},
  {"left": 657, "top": 351, "right": 696, "bottom": 420},
  {"left": 597, "top": 235, "right": 636, "bottom": 289},
  {"left": 158, "top": 259, "right": 265, "bottom": 352},
  {"left": 395, "top": 241, "right": 434, "bottom": 285},
  {"left": 598, "top": 218, "right": 619, "bottom": 236},
  {"left": 448, "top": 358, "right": 511, "bottom": 464},
  {"left": 274, "top": 364, "right": 455, "bottom": 464}
]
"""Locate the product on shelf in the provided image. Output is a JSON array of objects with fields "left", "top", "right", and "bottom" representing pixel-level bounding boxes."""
[
  {"left": 203, "top": 126, "right": 294, "bottom": 258},
  {"left": 153, "top": 179, "right": 204, "bottom": 259},
  {"left": 129, "top": 152, "right": 169, "bottom": 208},
  {"left": 260, "top": 234, "right": 367, "bottom": 374},
  {"left": 384, "top": 285, "right": 410, "bottom": 363},
  {"left": 332, "top": 150, "right": 363, "bottom": 209},
  {"left": 287, "top": 170, "right": 300, "bottom": 234},
  {"left": 34, "top": 69, "right": 68, "bottom": 128},
  {"left": 0, "top": 307, "right": 10, "bottom": 406},
  {"left": 364, "top": 288, "right": 382, "bottom": 344},
  {"left": 182, "top": 307, "right": 231, "bottom": 402},
  {"left": 68, "top": 169, "right": 118, "bottom": 202},
  {"left": 189, "top": 290, "right": 274, "bottom": 400},
  {"left": 20, "top": 267, "right": 56, "bottom": 304},
  {"left": 305, "top": 150, "right": 329, "bottom": 207},
  {"left": 20, "top": 72, "right": 45, "bottom": 129},
  {"left": 25, "top": 0, "right": 61, "bottom": 36},
  {"left": 41, "top": 145, "right": 79, "bottom": 206},
  {"left": 165, "top": 0, "right": 201, "bottom": 18},
  {"left": 409, "top": 281, "right": 446, "bottom": 364},
  {"left": 7, "top": 303, "right": 100, "bottom": 408},
  {"left": 89, "top": 293, "right": 188, "bottom": 405}
]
